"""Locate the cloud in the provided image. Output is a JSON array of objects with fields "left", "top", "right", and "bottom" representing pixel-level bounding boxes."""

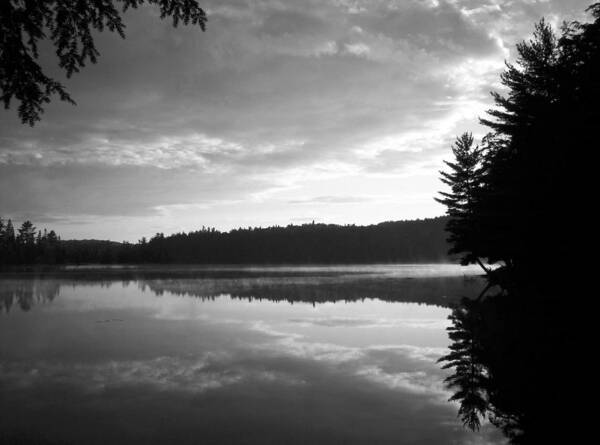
[
  {"left": 287, "top": 316, "right": 450, "bottom": 329},
  {"left": 259, "top": 9, "right": 327, "bottom": 37},
  {"left": 251, "top": 321, "right": 454, "bottom": 401},
  {"left": 355, "top": 366, "right": 450, "bottom": 401},
  {"left": 288, "top": 195, "right": 378, "bottom": 205},
  {"left": 248, "top": 318, "right": 453, "bottom": 402},
  {"left": 352, "top": 0, "right": 502, "bottom": 57},
  {"left": 0, "top": 353, "right": 307, "bottom": 394},
  {"left": 0, "top": 355, "right": 236, "bottom": 393},
  {"left": 0, "top": 163, "right": 273, "bottom": 218},
  {"left": 0, "top": 0, "right": 592, "bottom": 238}
]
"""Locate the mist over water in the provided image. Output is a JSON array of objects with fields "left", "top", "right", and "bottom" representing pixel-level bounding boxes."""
[{"left": 0, "top": 264, "right": 503, "bottom": 444}]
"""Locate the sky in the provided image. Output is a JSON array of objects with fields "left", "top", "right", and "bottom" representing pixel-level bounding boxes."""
[{"left": 0, "top": 0, "right": 593, "bottom": 241}]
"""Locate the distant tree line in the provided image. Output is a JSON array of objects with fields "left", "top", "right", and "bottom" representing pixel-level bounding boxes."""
[{"left": 0, "top": 216, "right": 453, "bottom": 265}]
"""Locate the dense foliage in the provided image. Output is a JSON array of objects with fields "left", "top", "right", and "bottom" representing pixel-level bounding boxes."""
[
  {"left": 0, "top": 218, "right": 64, "bottom": 264},
  {"left": 438, "top": 3, "right": 598, "bottom": 443},
  {"left": 0, "top": 216, "right": 452, "bottom": 265},
  {"left": 0, "top": 0, "right": 206, "bottom": 125},
  {"left": 437, "top": 3, "right": 599, "bottom": 287}
]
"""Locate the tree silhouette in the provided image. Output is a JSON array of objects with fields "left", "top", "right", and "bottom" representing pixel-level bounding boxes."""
[
  {"left": 440, "top": 288, "right": 580, "bottom": 444},
  {"left": 4, "top": 219, "right": 15, "bottom": 241},
  {"left": 435, "top": 132, "right": 488, "bottom": 271},
  {"left": 437, "top": 3, "right": 599, "bottom": 286},
  {"left": 17, "top": 220, "right": 36, "bottom": 245},
  {"left": 0, "top": 0, "right": 207, "bottom": 125},
  {"left": 438, "top": 299, "right": 488, "bottom": 431},
  {"left": 0, "top": 216, "right": 453, "bottom": 265},
  {"left": 438, "top": 5, "right": 599, "bottom": 443}
]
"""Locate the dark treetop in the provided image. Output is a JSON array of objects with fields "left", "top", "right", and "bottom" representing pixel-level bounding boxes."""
[
  {"left": 436, "top": 3, "right": 598, "bottom": 443},
  {"left": 0, "top": 0, "right": 206, "bottom": 125},
  {"left": 437, "top": 3, "right": 599, "bottom": 289}
]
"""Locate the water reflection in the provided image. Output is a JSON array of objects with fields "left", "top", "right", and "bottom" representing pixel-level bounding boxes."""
[
  {"left": 1, "top": 265, "right": 486, "bottom": 313},
  {"left": 0, "top": 266, "right": 503, "bottom": 444},
  {"left": 0, "top": 279, "right": 60, "bottom": 312},
  {"left": 440, "top": 289, "right": 575, "bottom": 444}
]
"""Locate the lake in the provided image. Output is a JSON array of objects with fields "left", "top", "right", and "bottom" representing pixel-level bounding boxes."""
[{"left": 0, "top": 265, "right": 504, "bottom": 444}]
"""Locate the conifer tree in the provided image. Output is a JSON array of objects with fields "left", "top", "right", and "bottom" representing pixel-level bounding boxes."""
[
  {"left": 4, "top": 219, "right": 15, "bottom": 243},
  {"left": 435, "top": 133, "right": 487, "bottom": 270},
  {"left": 439, "top": 4, "right": 600, "bottom": 281},
  {"left": 17, "top": 221, "right": 36, "bottom": 245}
]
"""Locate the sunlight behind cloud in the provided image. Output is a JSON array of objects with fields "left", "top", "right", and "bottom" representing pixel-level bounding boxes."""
[{"left": 0, "top": 0, "right": 591, "bottom": 239}]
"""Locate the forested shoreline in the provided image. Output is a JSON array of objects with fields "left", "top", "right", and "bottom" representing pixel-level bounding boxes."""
[
  {"left": 0, "top": 216, "right": 452, "bottom": 265},
  {"left": 436, "top": 4, "right": 598, "bottom": 443},
  {"left": 435, "top": 7, "right": 598, "bottom": 288}
]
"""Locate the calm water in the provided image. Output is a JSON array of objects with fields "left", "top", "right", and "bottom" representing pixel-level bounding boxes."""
[{"left": 0, "top": 265, "right": 504, "bottom": 444}]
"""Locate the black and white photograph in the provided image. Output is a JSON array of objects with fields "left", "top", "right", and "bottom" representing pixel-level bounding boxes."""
[{"left": 1, "top": 1, "right": 594, "bottom": 443}]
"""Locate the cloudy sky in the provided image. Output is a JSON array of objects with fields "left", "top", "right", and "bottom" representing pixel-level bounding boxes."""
[{"left": 0, "top": 0, "right": 593, "bottom": 241}]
